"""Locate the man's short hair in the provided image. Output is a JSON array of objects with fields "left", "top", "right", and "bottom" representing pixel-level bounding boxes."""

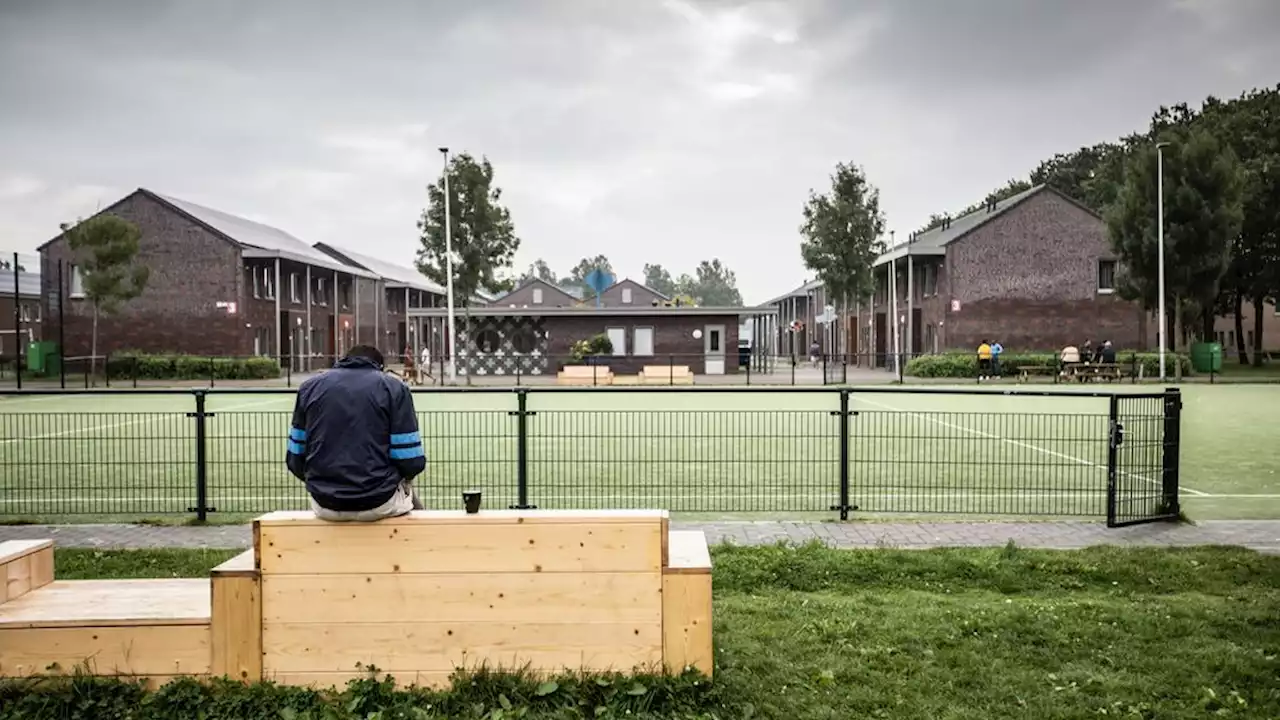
[{"left": 344, "top": 345, "right": 385, "bottom": 368}]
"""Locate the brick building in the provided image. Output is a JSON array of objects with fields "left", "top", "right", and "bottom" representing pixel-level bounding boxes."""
[
  {"left": 407, "top": 305, "right": 777, "bottom": 376},
  {"left": 596, "top": 279, "right": 668, "bottom": 308},
  {"left": 37, "top": 189, "right": 384, "bottom": 370},
  {"left": 852, "top": 184, "right": 1145, "bottom": 365},
  {"left": 0, "top": 254, "right": 41, "bottom": 360}
]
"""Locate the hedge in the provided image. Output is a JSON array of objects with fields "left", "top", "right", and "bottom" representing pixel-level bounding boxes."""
[
  {"left": 904, "top": 351, "right": 1193, "bottom": 379},
  {"left": 104, "top": 353, "right": 281, "bottom": 381},
  {"left": 0, "top": 667, "right": 722, "bottom": 720}
]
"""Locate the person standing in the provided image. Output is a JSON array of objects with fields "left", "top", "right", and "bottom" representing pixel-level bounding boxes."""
[
  {"left": 976, "top": 339, "right": 992, "bottom": 381},
  {"left": 990, "top": 340, "right": 1004, "bottom": 377},
  {"left": 286, "top": 345, "right": 427, "bottom": 521}
]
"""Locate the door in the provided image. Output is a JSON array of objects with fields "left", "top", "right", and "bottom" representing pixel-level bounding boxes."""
[
  {"left": 874, "top": 313, "right": 887, "bottom": 368},
  {"left": 1107, "top": 391, "right": 1181, "bottom": 527},
  {"left": 704, "top": 325, "right": 725, "bottom": 375},
  {"left": 911, "top": 309, "right": 923, "bottom": 359},
  {"left": 278, "top": 312, "right": 292, "bottom": 367}
]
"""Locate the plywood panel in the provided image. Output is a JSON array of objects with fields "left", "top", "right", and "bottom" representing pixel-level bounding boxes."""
[
  {"left": 263, "top": 621, "right": 662, "bottom": 674},
  {"left": 662, "top": 573, "right": 713, "bottom": 677},
  {"left": 263, "top": 670, "right": 455, "bottom": 690},
  {"left": 255, "top": 509, "right": 668, "bottom": 526},
  {"left": 211, "top": 550, "right": 255, "bottom": 575},
  {"left": 0, "top": 580, "right": 210, "bottom": 629},
  {"left": 0, "top": 540, "right": 52, "bottom": 565},
  {"left": 666, "top": 531, "right": 712, "bottom": 574},
  {"left": 211, "top": 572, "right": 261, "bottom": 682},
  {"left": 262, "top": 573, "right": 661, "bottom": 625},
  {"left": 259, "top": 522, "right": 662, "bottom": 575},
  {"left": 0, "top": 624, "right": 210, "bottom": 677},
  {"left": 4, "top": 555, "right": 32, "bottom": 601}
]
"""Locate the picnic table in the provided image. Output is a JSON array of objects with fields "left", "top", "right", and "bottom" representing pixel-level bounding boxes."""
[{"left": 1063, "top": 362, "right": 1123, "bottom": 382}]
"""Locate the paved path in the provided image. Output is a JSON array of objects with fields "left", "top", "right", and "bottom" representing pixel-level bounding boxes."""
[{"left": 2, "top": 520, "right": 1278, "bottom": 553}]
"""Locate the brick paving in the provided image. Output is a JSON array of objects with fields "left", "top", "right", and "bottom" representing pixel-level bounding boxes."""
[{"left": 2, "top": 520, "right": 1277, "bottom": 553}]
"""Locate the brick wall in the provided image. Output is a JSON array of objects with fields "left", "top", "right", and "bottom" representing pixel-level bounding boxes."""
[
  {"left": 0, "top": 296, "right": 41, "bottom": 357},
  {"left": 543, "top": 314, "right": 739, "bottom": 374},
  {"left": 40, "top": 192, "right": 246, "bottom": 357}
]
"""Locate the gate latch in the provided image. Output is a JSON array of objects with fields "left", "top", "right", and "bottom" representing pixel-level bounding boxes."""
[{"left": 1111, "top": 421, "right": 1125, "bottom": 448}]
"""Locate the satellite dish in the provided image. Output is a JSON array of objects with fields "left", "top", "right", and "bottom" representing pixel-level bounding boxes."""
[{"left": 583, "top": 268, "right": 616, "bottom": 307}]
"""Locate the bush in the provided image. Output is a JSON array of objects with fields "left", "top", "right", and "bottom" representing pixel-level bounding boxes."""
[
  {"left": 904, "top": 350, "right": 1192, "bottom": 378},
  {"left": 105, "top": 353, "right": 281, "bottom": 381},
  {"left": 568, "top": 333, "right": 614, "bottom": 365}
]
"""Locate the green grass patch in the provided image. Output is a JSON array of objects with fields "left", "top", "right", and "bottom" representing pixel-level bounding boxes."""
[{"left": 5, "top": 544, "right": 1276, "bottom": 718}]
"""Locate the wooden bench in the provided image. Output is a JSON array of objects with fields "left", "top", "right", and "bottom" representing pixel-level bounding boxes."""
[
  {"left": 640, "top": 365, "right": 694, "bottom": 385},
  {"left": 1017, "top": 365, "right": 1056, "bottom": 382},
  {"left": 0, "top": 511, "right": 714, "bottom": 690},
  {"left": 1066, "top": 362, "right": 1123, "bottom": 382},
  {"left": 557, "top": 364, "right": 613, "bottom": 386},
  {"left": 1, "top": 540, "right": 54, "bottom": 604}
]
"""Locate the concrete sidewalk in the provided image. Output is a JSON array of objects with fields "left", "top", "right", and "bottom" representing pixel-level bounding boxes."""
[{"left": 2, "top": 520, "right": 1277, "bottom": 553}]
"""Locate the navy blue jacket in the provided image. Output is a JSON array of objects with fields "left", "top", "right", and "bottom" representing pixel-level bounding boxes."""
[{"left": 286, "top": 356, "right": 426, "bottom": 512}]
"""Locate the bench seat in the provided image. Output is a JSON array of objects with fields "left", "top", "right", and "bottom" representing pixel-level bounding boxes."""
[{"left": 639, "top": 366, "right": 694, "bottom": 385}]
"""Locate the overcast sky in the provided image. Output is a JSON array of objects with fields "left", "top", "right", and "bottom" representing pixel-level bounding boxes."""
[{"left": 1, "top": 0, "right": 1276, "bottom": 302}]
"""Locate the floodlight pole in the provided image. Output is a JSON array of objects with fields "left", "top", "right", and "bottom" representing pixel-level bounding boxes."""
[
  {"left": 1156, "top": 141, "right": 1168, "bottom": 381},
  {"left": 440, "top": 147, "right": 458, "bottom": 384}
]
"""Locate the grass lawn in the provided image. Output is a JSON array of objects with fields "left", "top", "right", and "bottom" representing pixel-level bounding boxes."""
[
  {"left": 13, "top": 544, "right": 1279, "bottom": 719},
  {"left": 0, "top": 383, "right": 1276, "bottom": 524}
]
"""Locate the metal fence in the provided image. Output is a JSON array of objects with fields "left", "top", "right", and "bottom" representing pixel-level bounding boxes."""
[{"left": 0, "top": 386, "right": 1181, "bottom": 526}]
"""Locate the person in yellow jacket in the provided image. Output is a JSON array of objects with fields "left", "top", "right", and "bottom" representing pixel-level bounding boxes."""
[{"left": 977, "top": 340, "right": 993, "bottom": 381}]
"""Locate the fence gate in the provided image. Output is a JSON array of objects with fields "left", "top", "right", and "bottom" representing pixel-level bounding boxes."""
[{"left": 1106, "top": 390, "right": 1181, "bottom": 527}]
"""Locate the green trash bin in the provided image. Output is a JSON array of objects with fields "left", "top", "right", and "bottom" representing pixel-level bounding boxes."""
[
  {"left": 1190, "top": 342, "right": 1223, "bottom": 373},
  {"left": 26, "top": 341, "right": 45, "bottom": 374}
]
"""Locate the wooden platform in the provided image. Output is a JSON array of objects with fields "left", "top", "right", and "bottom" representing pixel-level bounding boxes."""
[
  {"left": 0, "top": 510, "right": 713, "bottom": 690},
  {"left": 639, "top": 365, "right": 694, "bottom": 385},
  {"left": 557, "top": 365, "right": 613, "bottom": 385}
]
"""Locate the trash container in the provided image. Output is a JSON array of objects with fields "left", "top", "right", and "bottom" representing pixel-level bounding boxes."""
[
  {"left": 26, "top": 341, "right": 45, "bottom": 374},
  {"left": 1190, "top": 342, "right": 1222, "bottom": 373}
]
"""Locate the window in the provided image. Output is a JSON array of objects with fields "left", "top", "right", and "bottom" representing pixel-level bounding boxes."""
[
  {"left": 70, "top": 265, "right": 84, "bottom": 298},
  {"left": 634, "top": 327, "right": 654, "bottom": 356},
  {"left": 254, "top": 327, "right": 270, "bottom": 356},
  {"left": 261, "top": 267, "right": 275, "bottom": 299},
  {"left": 532, "top": 287, "right": 543, "bottom": 304},
  {"left": 312, "top": 277, "right": 328, "bottom": 306},
  {"left": 606, "top": 327, "right": 627, "bottom": 356},
  {"left": 1097, "top": 260, "right": 1116, "bottom": 293},
  {"left": 923, "top": 264, "right": 938, "bottom": 297},
  {"left": 511, "top": 327, "right": 536, "bottom": 354},
  {"left": 19, "top": 304, "right": 31, "bottom": 322},
  {"left": 290, "top": 273, "right": 301, "bottom": 303},
  {"left": 474, "top": 328, "right": 501, "bottom": 353},
  {"left": 250, "top": 267, "right": 261, "bottom": 299},
  {"left": 621, "top": 287, "right": 633, "bottom": 304},
  {"left": 339, "top": 282, "right": 351, "bottom": 310},
  {"left": 709, "top": 328, "right": 721, "bottom": 352}
]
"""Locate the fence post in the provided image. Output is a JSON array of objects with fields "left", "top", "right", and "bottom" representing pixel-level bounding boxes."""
[
  {"left": 1161, "top": 387, "right": 1182, "bottom": 519},
  {"left": 104, "top": 352, "right": 110, "bottom": 388},
  {"left": 509, "top": 389, "right": 537, "bottom": 509},
  {"left": 286, "top": 357, "right": 292, "bottom": 388},
  {"left": 668, "top": 355, "right": 674, "bottom": 386},
  {"left": 829, "top": 388, "right": 855, "bottom": 521},
  {"left": 1105, "top": 393, "right": 1120, "bottom": 527},
  {"left": 132, "top": 356, "right": 139, "bottom": 389},
  {"left": 209, "top": 356, "right": 215, "bottom": 389},
  {"left": 188, "top": 390, "right": 212, "bottom": 522}
]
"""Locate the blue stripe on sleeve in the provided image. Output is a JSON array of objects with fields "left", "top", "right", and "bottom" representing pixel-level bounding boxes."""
[
  {"left": 290, "top": 427, "right": 306, "bottom": 442},
  {"left": 390, "top": 445, "right": 425, "bottom": 460},
  {"left": 287, "top": 440, "right": 305, "bottom": 456},
  {"left": 390, "top": 431, "right": 421, "bottom": 446}
]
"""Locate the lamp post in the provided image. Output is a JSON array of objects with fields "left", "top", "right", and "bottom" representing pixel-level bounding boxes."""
[
  {"left": 1156, "top": 141, "right": 1169, "bottom": 381},
  {"left": 439, "top": 147, "right": 458, "bottom": 384}
]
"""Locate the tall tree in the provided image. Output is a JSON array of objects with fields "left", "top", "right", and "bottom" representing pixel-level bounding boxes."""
[
  {"left": 642, "top": 263, "right": 676, "bottom": 297},
  {"left": 1106, "top": 126, "right": 1245, "bottom": 365},
  {"left": 689, "top": 259, "right": 742, "bottom": 306},
  {"left": 522, "top": 258, "right": 558, "bottom": 284},
  {"left": 58, "top": 215, "right": 150, "bottom": 376},
  {"left": 672, "top": 273, "right": 698, "bottom": 306},
  {"left": 416, "top": 153, "right": 520, "bottom": 309},
  {"left": 568, "top": 255, "right": 613, "bottom": 299},
  {"left": 799, "top": 162, "right": 886, "bottom": 327},
  {"left": 1031, "top": 140, "right": 1136, "bottom": 211}
]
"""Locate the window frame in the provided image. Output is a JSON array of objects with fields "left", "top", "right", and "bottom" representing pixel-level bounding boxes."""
[
  {"left": 532, "top": 287, "right": 543, "bottom": 305},
  {"left": 290, "top": 273, "right": 301, "bottom": 303},
  {"left": 1097, "top": 260, "right": 1117, "bottom": 294},
  {"left": 606, "top": 326, "right": 627, "bottom": 356},
  {"left": 621, "top": 287, "right": 633, "bottom": 304},
  {"left": 69, "top": 265, "right": 85, "bottom": 298},
  {"left": 633, "top": 326, "right": 655, "bottom": 356}
]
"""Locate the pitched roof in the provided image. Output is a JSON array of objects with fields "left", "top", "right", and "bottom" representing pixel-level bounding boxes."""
[
  {"left": 606, "top": 278, "right": 670, "bottom": 301},
  {"left": 143, "top": 191, "right": 374, "bottom": 277},
  {"left": 313, "top": 243, "right": 444, "bottom": 293},
  {"left": 491, "top": 277, "right": 581, "bottom": 306},
  {"left": 874, "top": 184, "right": 1059, "bottom": 266},
  {"left": 760, "top": 278, "right": 823, "bottom": 306}
]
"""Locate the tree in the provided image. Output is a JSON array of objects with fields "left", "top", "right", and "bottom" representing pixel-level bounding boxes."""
[
  {"left": 671, "top": 273, "right": 698, "bottom": 306},
  {"left": 58, "top": 215, "right": 150, "bottom": 376},
  {"left": 416, "top": 153, "right": 521, "bottom": 309},
  {"left": 642, "top": 263, "right": 677, "bottom": 297},
  {"left": 799, "top": 161, "right": 886, "bottom": 332},
  {"left": 0, "top": 258, "right": 25, "bottom": 272},
  {"left": 1106, "top": 126, "right": 1245, "bottom": 371},
  {"left": 521, "top": 258, "right": 558, "bottom": 285},
  {"left": 1031, "top": 140, "right": 1136, "bottom": 211},
  {"left": 568, "top": 255, "right": 613, "bottom": 299},
  {"left": 689, "top": 259, "right": 742, "bottom": 306}
]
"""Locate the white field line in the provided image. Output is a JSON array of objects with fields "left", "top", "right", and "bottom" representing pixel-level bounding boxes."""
[
  {"left": 0, "top": 398, "right": 282, "bottom": 446},
  {"left": 853, "top": 396, "right": 1211, "bottom": 497},
  {"left": 4, "top": 492, "right": 1273, "bottom": 507}
]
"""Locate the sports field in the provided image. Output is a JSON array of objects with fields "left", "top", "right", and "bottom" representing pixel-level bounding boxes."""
[{"left": 0, "top": 384, "right": 1276, "bottom": 522}]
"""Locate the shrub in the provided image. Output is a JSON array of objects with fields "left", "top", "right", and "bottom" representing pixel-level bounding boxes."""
[
  {"left": 104, "top": 352, "right": 281, "bottom": 381},
  {"left": 568, "top": 333, "right": 614, "bottom": 364},
  {"left": 904, "top": 350, "right": 1192, "bottom": 378}
]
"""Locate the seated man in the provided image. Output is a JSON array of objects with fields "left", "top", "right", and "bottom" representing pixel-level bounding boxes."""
[
  {"left": 1099, "top": 340, "right": 1116, "bottom": 364},
  {"left": 286, "top": 345, "right": 426, "bottom": 521}
]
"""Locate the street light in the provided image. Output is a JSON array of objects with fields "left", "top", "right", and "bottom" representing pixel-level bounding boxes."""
[
  {"left": 1156, "top": 141, "right": 1169, "bottom": 381},
  {"left": 439, "top": 147, "right": 458, "bottom": 384}
]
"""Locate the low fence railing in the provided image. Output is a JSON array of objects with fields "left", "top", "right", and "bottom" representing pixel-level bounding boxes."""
[{"left": 0, "top": 386, "right": 1181, "bottom": 526}]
